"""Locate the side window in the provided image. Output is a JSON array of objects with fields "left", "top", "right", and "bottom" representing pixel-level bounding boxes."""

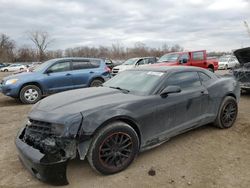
[
  {"left": 179, "top": 53, "right": 190, "bottom": 63},
  {"left": 137, "top": 59, "right": 145, "bottom": 65},
  {"left": 167, "top": 72, "right": 201, "bottom": 90},
  {"left": 198, "top": 72, "right": 211, "bottom": 83},
  {"left": 72, "top": 60, "right": 100, "bottom": 70},
  {"left": 72, "top": 60, "right": 90, "bottom": 70},
  {"left": 89, "top": 60, "right": 101, "bottom": 68},
  {"left": 48, "top": 61, "right": 71, "bottom": 73},
  {"left": 192, "top": 52, "right": 204, "bottom": 60},
  {"left": 148, "top": 58, "right": 155, "bottom": 64}
]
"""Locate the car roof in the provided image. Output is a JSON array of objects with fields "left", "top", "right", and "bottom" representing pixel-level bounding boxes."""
[{"left": 49, "top": 57, "right": 103, "bottom": 61}]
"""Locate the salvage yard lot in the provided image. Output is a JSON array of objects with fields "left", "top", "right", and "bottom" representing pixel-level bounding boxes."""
[{"left": 0, "top": 71, "right": 249, "bottom": 188}]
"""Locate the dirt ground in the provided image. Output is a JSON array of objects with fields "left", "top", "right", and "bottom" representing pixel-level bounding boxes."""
[{"left": 0, "top": 71, "right": 249, "bottom": 188}]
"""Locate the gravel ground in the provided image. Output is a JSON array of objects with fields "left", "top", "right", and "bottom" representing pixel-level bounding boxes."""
[{"left": 0, "top": 71, "right": 249, "bottom": 188}]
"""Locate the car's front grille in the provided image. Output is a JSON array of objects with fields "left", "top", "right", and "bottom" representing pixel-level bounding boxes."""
[
  {"left": 112, "top": 69, "right": 119, "bottom": 74},
  {"left": 26, "top": 119, "right": 52, "bottom": 135}
]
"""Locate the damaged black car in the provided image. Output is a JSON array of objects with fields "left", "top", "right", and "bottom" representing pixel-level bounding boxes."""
[
  {"left": 233, "top": 47, "right": 250, "bottom": 92},
  {"left": 16, "top": 66, "right": 240, "bottom": 185}
]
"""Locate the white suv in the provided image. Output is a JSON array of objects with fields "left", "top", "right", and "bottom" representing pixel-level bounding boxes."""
[{"left": 112, "top": 57, "right": 157, "bottom": 76}]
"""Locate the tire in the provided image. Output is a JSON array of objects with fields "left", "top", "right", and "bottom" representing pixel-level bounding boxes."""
[
  {"left": 19, "top": 85, "right": 42, "bottom": 104},
  {"left": 208, "top": 67, "right": 214, "bottom": 72},
  {"left": 90, "top": 79, "right": 104, "bottom": 87},
  {"left": 4, "top": 69, "right": 8, "bottom": 72},
  {"left": 213, "top": 96, "right": 238, "bottom": 129},
  {"left": 87, "top": 121, "right": 139, "bottom": 175}
]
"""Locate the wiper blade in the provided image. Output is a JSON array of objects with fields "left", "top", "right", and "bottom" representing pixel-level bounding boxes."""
[{"left": 109, "top": 86, "right": 130, "bottom": 93}]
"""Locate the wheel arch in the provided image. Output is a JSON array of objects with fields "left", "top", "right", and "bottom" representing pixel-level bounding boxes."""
[
  {"left": 92, "top": 116, "right": 141, "bottom": 147},
  {"left": 88, "top": 76, "right": 105, "bottom": 87},
  {"left": 19, "top": 82, "right": 44, "bottom": 95}
]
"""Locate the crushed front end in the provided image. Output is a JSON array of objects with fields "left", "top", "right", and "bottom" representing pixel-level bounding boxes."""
[{"left": 15, "top": 119, "right": 78, "bottom": 185}]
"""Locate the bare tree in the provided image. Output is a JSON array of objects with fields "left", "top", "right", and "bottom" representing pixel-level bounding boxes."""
[
  {"left": 0, "top": 33, "right": 15, "bottom": 62},
  {"left": 28, "top": 31, "right": 52, "bottom": 61}
]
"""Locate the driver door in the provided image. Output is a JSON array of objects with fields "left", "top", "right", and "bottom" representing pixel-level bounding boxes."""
[
  {"left": 42, "top": 60, "right": 74, "bottom": 94},
  {"left": 152, "top": 71, "right": 209, "bottom": 140}
]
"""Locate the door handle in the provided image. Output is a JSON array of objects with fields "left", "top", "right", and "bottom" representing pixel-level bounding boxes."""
[
  {"left": 65, "top": 73, "right": 71, "bottom": 76},
  {"left": 89, "top": 71, "right": 94, "bottom": 74}
]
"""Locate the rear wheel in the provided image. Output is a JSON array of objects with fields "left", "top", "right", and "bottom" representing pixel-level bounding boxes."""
[
  {"left": 19, "top": 85, "right": 42, "bottom": 104},
  {"left": 213, "top": 96, "right": 238, "bottom": 129},
  {"left": 87, "top": 122, "right": 139, "bottom": 174},
  {"left": 90, "top": 79, "right": 104, "bottom": 87}
]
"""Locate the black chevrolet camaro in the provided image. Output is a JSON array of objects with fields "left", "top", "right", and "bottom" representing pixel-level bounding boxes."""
[{"left": 15, "top": 66, "right": 240, "bottom": 185}]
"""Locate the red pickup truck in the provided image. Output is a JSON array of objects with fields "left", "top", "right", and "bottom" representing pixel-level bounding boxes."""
[{"left": 155, "top": 50, "right": 218, "bottom": 72}]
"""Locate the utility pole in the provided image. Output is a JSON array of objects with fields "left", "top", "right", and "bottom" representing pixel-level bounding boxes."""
[{"left": 244, "top": 20, "right": 250, "bottom": 37}]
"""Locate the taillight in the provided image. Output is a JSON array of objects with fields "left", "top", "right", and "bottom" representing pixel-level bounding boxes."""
[{"left": 105, "top": 66, "right": 111, "bottom": 72}]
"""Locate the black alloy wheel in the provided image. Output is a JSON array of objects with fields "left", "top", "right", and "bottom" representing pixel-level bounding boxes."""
[
  {"left": 214, "top": 96, "right": 238, "bottom": 128},
  {"left": 87, "top": 122, "right": 139, "bottom": 174}
]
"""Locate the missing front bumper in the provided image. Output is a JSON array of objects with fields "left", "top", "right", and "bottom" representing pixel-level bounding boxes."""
[{"left": 15, "top": 128, "right": 71, "bottom": 185}]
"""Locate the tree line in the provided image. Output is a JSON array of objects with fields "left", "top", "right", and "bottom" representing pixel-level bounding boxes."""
[{"left": 0, "top": 31, "right": 230, "bottom": 63}]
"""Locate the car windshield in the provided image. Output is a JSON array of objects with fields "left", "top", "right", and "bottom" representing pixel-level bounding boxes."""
[
  {"left": 158, "top": 53, "right": 179, "bottom": 63},
  {"left": 123, "top": 58, "right": 140, "bottom": 65},
  {"left": 219, "top": 57, "right": 229, "bottom": 62},
  {"left": 103, "top": 70, "right": 164, "bottom": 95},
  {"left": 33, "top": 59, "right": 56, "bottom": 72}
]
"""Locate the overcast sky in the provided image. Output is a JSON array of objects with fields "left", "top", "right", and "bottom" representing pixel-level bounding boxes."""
[{"left": 0, "top": 0, "right": 250, "bottom": 51}]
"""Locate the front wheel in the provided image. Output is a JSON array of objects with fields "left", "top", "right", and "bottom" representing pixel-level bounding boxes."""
[
  {"left": 87, "top": 122, "right": 139, "bottom": 175},
  {"left": 19, "top": 85, "right": 42, "bottom": 104},
  {"left": 3, "top": 69, "right": 8, "bottom": 72},
  {"left": 213, "top": 96, "right": 238, "bottom": 129}
]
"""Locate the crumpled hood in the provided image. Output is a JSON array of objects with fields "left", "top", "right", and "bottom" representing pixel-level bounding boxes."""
[
  {"left": 33, "top": 87, "right": 141, "bottom": 115},
  {"left": 234, "top": 47, "right": 250, "bottom": 65}
]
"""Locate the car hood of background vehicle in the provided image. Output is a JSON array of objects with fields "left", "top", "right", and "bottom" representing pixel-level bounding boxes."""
[
  {"left": 234, "top": 47, "right": 250, "bottom": 65},
  {"left": 33, "top": 87, "right": 142, "bottom": 114},
  {"left": 114, "top": 65, "right": 135, "bottom": 71}
]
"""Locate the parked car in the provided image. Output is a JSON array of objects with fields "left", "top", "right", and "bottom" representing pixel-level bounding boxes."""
[
  {"left": 111, "top": 57, "right": 158, "bottom": 76},
  {"left": 13, "top": 62, "right": 42, "bottom": 75},
  {"left": 233, "top": 47, "right": 250, "bottom": 92},
  {"left": 15, "top": 66, "right": 240, "bottom": 185},
  {"left": 0, "top": 63, "right": 8, "bottom": 69},
  {"left": 0, "top": 63, "right": 26, "bottom": 72},
  {"left": 156, "top": 50, "right": 218, "bottom": 72},
  {"left": 0, "top": 58, "right": 111, "bottom": 104},
  {"left": 103, "top": 58, "right": 115, "bottom": 70},
  {"left": 218, "top": 55, "right": 239, "bottom": 70}
]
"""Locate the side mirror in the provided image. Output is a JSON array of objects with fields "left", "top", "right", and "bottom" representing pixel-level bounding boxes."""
[
  {"left": 45, "top": 69, "right": 53, "bottom": 74},
  {"left": 179, "top": 58, "right": 188, "bottom": 64},
  {"left": 160, "top": 86, "right": 181, "bottom": 97}
]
